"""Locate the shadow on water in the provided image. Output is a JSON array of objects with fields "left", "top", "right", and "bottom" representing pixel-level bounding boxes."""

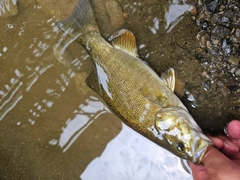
[{"left": 2, "top": 0, "right": 238, "bottom": 179}]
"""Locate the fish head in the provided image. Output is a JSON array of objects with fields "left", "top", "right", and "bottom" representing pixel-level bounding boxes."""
[{"left": 154, "top": 107, "right": 213, "bottom": 164}]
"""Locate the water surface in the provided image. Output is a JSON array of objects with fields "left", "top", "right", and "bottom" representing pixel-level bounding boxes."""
[{"left": 0, "top": 0, "right": 204, "bottom": 179}]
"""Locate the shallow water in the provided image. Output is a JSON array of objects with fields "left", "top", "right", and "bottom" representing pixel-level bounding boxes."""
[{"left": 0, "top": 0, "right": 227, "bottom": 179}]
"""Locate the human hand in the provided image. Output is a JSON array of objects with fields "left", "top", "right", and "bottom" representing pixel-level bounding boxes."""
[{"left": 189, "top": 120, "right": 240, "bottom": 180}]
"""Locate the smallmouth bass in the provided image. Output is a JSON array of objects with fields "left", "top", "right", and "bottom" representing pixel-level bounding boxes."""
[{"left": 57, "top": 0, "right": 213, "bottom": 163}]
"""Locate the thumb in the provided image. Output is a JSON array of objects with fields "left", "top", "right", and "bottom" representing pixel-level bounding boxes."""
[{"left": 202, "top": 146, "right": 240, "bottom": 179}]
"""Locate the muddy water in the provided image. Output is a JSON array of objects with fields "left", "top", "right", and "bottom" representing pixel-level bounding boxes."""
[{"left": 1, "top": 0, "right": 235, "bottom": 179}]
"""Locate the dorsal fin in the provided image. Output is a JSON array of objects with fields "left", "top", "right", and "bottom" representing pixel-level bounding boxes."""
[
  {"left": 161, "top": 68, "right": 175, "bottom": 91},
  {"left": 108, "top": 29, "right": 139, "bottom": 57}
]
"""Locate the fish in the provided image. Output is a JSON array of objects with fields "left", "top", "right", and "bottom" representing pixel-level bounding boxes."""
[{"left": 57, "top": 0, "right": 213, "bottom": 163}]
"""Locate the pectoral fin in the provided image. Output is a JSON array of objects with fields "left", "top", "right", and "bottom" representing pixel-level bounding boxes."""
[
  {"left": 161, "top": 68, "right": 175, "bottom": 91},
  {"left": 108, "top": 29, "right": 139, "bottom": 57},
  {"left": 145, "top": 89, "right": 168, "bottom": 107}
]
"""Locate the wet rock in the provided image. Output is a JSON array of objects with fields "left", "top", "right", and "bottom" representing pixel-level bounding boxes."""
[
  {"left": 221, "top": 16, "right": 231, "bottom": 26},
  {"left": 236, "top": 46, "right": 240, "bottom": 57},
  {"left": 175, "top": 78, "right": 185, "bottom": 98},
  {"left": 235, "top": 28, "right": 240, "bottom": 38},
  {"left": 199, "top": 32, "right": 210, "bottom": 48},
  {"left": 202, "top": 80, "right": 211, "bottom": 91},
  {"left": 195, "top": 54, "right": 205, "bottom": 62},
  {"left": 90, "top": 0, "right": 125, "bottom": 37},
  {"left": 234, "top": 67, "right": 240, "bottom": 77},
  {"left": 228, "top": 55, "right": 239, "bottom": 65},
  {"left": 200, "top": 19, "right": 209, "bottom": 30},
  {"left": 210, "top": 25, "right": 231, "bottom": 40},
  {"left": 204, "top": 0, "right": 220, "bottom": 13},
  {"left": 221, "top": 38, "right": 233, "bottom": 54}
]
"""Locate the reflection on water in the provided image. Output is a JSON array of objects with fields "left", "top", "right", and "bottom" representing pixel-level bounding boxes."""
[
  {"left": 81, "top": 124, "right": 191, "bottom": 180},
  {"left": 0, "top": 0, "right": 17, "bottom": 17},
  {"left": 0, "top": 0, "right": 194, "bottom": 179},
  {"left": 54, "top": 96, "right": 110, "bottom": 153},
  {"left": 165, "top": 0, "right": 193, "bottom": 33}
]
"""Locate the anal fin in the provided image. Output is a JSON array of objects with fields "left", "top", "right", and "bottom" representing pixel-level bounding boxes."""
[{"left": 86, "top": 71, "right": 101, "bottom": 96}]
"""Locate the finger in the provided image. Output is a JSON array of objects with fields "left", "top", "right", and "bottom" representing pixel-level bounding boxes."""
[
  {"left": 221, "top": 139, "right": 239, "bottom": 156},
  {"left": 226, "top": 120, "right": 240, "bottom": 139},
  {"left": 216, "top": 135, "right": 239, "bottom": 155},
  {"left": 202, "top": 146, "right": 240, "bottom": 179},
  {"left": 207, "top": 135, "right": 224, "bottom": 149},
  {"left": 231, "top": 139, "right": 240, "bottom": 148},
  {"left": 189, "top": 162, "right": 208, "bottom": 180}
]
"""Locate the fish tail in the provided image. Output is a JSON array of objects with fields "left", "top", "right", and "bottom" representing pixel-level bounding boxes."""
[{"left": 57, "top": 0, "right": 99, "bottom": 44}]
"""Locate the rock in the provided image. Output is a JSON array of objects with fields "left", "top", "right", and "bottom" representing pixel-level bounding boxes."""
[
  {"left": 202, "top": 80, "right": 211, "bottom": 91},
  {"left": 221, "top": 38, "right": 233, "bottom": 54},
  {"left": 234, "top": 67, "right": 240, "bottom": 77},
  {"left": 91, "top": 0, "right": 125, "bottom": 37},
  {"left": 210, "top": 25, "right": 230, "bottom": 40},
  {"left": 228, "top": 55, "right": 239, "bottom": 65},
  {"left": 200, "top": 19, "right": 209, "bottom": 30},
  {"left": 204, "top": 0, "right": 219, "bottom": 13}
]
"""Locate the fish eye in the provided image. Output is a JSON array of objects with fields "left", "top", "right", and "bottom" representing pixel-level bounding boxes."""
[{"left": 176, "top": 142, "right": 185, "bottom": 151}]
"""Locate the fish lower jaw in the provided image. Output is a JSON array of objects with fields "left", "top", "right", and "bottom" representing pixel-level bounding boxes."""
[{"left": 192, "top": 145, "right": 209, "bottom": 164}]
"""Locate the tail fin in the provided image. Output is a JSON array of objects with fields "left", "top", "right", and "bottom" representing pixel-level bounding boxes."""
[{"left": 57, "top": 0, "right": 99, "bottom": 44}]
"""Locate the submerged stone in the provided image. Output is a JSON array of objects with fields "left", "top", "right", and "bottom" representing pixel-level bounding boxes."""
[
  {"left": 221, "top": 38, "right": 233, "bottom": 54},
  {"left": 203, "top": 80, "right": 211, "bottom": 91},
  {"left": 211, "top": 25, "right": 231, "bottom": 40},
  {"left": 205, "top": 0, "right": 219, "bottom": 13},
  {"left": 235, "top": 68, "right": 240, "bottom": 77}
]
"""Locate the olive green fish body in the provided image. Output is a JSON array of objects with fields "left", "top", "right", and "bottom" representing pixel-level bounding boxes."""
[
  {"left": 58, "top": 0, "right": 213, "bottom": 163},
  {"left": 86, "top": 35, "right": 184, "bottom": 135}
]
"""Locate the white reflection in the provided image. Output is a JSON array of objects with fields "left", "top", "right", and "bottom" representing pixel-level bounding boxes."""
[
  {"left": 26, "top": 64, "right": 54, "bottom": 91},
  {"left": 165, "top": 0, "right": 193, "bottom": 33},
  {"left": 0, "top": 69, "right": 23, "bottom": 121},
  {"left": 185, "top": 91, "right": 198, "bottom": 108},
  {"left": 81, "top": 124, "right": 192, "bottom": 180},
  {"left": 53, "top": 96, "right": 110, "bottom": 153},
  {"left": 0, "top": 0, "right": 16, "bottom": 15},
  {"left": 3, "top": 46, "right": 8, "bottom": 52},
  {"left": 0, "top": 60, "right": 55, "bottom": 121},
  {"left": 149, "top": 17, "right": 160, "bottom": 35},
  {"left": 96, "top": 63, "right": 113, "bottom": 99},
  {"left": 32, "top": 41, "right": 50, "bottom": 57}
]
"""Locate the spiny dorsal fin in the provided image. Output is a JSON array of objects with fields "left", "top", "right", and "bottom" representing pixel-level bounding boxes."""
[
  {"left": 161, "top": 68, "right": 175, "bottom": 91},
  {"left": 108, "top": 29, "right": 139, "bottom": 57}
]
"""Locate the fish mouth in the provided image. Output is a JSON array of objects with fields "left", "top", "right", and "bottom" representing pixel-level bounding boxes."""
[
  {"left": 192, "top": 136, "right": 213, "bottom": 164},
  {"left": 192, "top": 146, "right": 208, "bottom": 164}
]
